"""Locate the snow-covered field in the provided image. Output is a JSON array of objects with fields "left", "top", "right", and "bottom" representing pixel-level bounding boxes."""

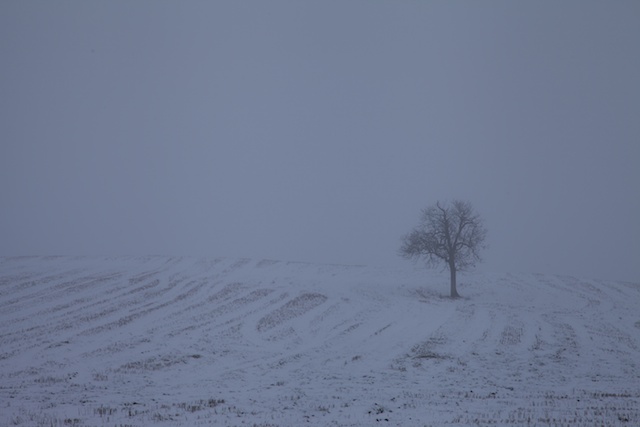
[{"left": 1, "top": 256, "right": 639, "bottom": 426}]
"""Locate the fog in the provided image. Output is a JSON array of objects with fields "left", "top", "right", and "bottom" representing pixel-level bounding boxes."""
[{"left": 2, "top": 1, "right": 639, "bottom": 281}]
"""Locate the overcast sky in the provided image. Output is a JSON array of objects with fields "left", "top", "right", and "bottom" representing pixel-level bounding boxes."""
[{"left": 2, "top": 1, "right": 639, "bottom": 281}]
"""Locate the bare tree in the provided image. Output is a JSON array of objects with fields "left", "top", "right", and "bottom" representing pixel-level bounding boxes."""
[{"left": 400, "top": 200, "right": 487, "bottom": 298}]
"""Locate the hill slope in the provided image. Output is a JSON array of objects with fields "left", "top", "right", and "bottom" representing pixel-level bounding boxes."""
[{"left": 1, "top": 256, "right": 639, "bottom": 426}]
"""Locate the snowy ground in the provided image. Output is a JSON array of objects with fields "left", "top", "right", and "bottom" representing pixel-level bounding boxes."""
[{"left": 1, "top": 256, "right": 639, "bottom": 426}]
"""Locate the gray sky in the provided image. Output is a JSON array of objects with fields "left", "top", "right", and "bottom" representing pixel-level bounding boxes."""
[{"left": 2, "top": 1, "right": 639, "bottom": 281}]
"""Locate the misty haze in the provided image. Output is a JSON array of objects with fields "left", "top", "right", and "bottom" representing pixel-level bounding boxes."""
[{"left": 1, "top": 1, "right": 639, "bottom": 426}]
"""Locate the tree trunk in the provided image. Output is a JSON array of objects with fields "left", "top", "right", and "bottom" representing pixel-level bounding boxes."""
[{"left": 449, "top": 263, "right": 459, "bottom": 298}]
